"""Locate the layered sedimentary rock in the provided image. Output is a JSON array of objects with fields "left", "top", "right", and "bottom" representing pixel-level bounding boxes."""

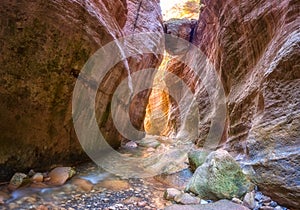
[
  {"left": 0, "top": 0, "right": 163, "bottom": 180},
  {"left": 161, "top": 0, "right": 299, "bottom": 208}
]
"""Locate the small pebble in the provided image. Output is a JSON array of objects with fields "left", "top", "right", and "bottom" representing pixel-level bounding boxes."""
[
  {"left": 260, "top": 206, "right": 274, "bottom": 210},
  {"left": 164, "top": 188, "right": 181, "bottom": 200},
  {"left": 137, "top": 201, "right": 147, "bottom": 207},
  {"left": 232, "top": 197, "right": 243, "bottom": 204}
]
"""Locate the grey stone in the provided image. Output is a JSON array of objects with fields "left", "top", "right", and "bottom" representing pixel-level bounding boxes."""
[
  {"left": 164, "top": 188, "right": 182, "bottom": 200},
  {"left": 165, "top": 199, "right": 250, "bottom": 210},
  {"left": 174, "top": 193, "right": 200, "bottom": 205},
  {"left": 243, "top": 191, "right": 256, "bottom": 209}
]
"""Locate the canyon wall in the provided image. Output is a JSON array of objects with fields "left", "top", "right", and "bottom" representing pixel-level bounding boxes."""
[
  {"left": 161, "top": 0, "right": 299, "bottom": 208},
  {"left": 0, "top": 0, "right": 163, "bottom": 180}
]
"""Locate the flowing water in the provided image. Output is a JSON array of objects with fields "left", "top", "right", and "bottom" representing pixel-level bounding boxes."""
[{"left": 0, "top": 136, "right": 194, "bottom": 209}]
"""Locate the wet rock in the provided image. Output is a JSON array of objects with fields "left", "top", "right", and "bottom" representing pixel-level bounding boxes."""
[
  {"left": 174, "top": 193, "right": 200, "bottom": 205},
  {"left": 97, "top": 180, "right": 130, "bottom": 191},
  {"left": 72, "top": 178, "right": 93, "bottom": 192},
  {"left": 165, "top": 199, "right": 250, "bottom": 210},
  {"left": 164, "top": 188, "right": 182, "bottom": 200},
  {"left": 47, "top": 167, "right": 76, "bottom": 186},
  {"left": 8, "top": 173, "right": 29, "bottom": 190},
  {"left": 31, "top": 173, "right": 44, "bottom": 183},
  {"left": 186, "top": 149, "right": 253, "bottom": 200},
  {"left": 188, "top": 149, "right": 209, "bottom": 171},
  {"left": 243, "top": 191, "right": 256, "bottom": 209}
]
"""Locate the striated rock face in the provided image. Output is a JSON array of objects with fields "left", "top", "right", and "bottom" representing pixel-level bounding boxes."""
[
  {"left": 0, "top": 0, "right": 163, "bottom": 180},
  {"left": 161, "top": 0, "right": 299, "bottom": 208}
]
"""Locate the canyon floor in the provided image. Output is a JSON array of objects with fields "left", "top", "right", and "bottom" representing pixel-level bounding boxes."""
[{"left": 0, "top": 136, "right": 290, "bottom": 210}]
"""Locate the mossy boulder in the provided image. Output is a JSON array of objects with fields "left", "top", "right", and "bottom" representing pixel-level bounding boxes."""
[{"left": 186, "top": 149, "right": 253, "bottom": 200}]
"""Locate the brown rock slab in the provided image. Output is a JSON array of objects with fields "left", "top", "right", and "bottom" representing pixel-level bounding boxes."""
[
  {"left": 164, "top": 188, "right": 182, "bottom": 200},
  {"left": 96, "top": 180, "right": 130, "bottom": 191},
  {"left": 72, "top": 178, "right": 93, "bottom": 192},
  {"left": 165, "top": 199, "right": 250, "bottom": 210},
  {"left": 174, "top": 193, "right": 200, "bottom": 205},
  {"left": 47, "top": 167, "right": 75, "bottom": 186}
]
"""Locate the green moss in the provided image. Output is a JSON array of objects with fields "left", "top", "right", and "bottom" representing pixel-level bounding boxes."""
[{"left": 188, "top": 150, "right": 209, "bottom": 171}]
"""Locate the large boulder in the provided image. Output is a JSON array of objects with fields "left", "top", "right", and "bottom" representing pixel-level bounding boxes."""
[{"left": 186, "top": 149, "right": 253, "bottom": 200}]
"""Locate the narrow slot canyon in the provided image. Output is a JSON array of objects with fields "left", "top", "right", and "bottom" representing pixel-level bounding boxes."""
[{"left": 0, "top": 0, "right": 299, "bottom": 209}]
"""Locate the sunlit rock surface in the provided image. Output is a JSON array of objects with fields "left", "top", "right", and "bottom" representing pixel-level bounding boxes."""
[
  {"left": 161, "top": 0, "right": 200, "bottom": 20},
  {"left": 162, "top": 0, "right": 299, "bottom": 208},
  {"left": 144, "top": 1, "right": 199, "bottom": 136},
  {"left": 0, "top": 0, "right": 163, "bottom": 180},
  {"left": 144, "top": 57, "right": 172, "bottom": 136}
]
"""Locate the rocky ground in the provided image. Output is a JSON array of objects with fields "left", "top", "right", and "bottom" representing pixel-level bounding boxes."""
[
  {"left": 0, "top": 137, "right": 291, "bottom": 210},
  {"left": 0, "top": 162, "right": 170, "bottom": 210}
]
